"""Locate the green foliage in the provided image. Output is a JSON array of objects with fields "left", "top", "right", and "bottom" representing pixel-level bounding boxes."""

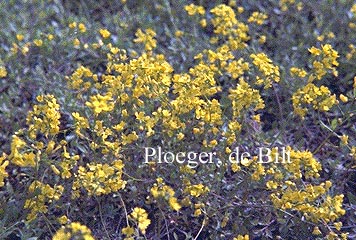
[{"left": 0, "top": 0, "right": 355, "bottom": 239}]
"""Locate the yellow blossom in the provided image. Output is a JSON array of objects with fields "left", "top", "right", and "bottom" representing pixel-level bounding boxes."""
[
  {"left": 0, "top": 66, "right": 7, "bottom": 78},
  {"left": 175, "top": 30, "right": 184, "bottom": 38},
  {"left": 73, "top": 38, "right": 80, "bottom": 46},
  {"left": 33, "top": 39, "right": 43, "bottom": 46},
  {"left": 312, "top": 226, "right": 322, "bottom": 235},
  {"left": 16, "top": 34, "right": 24, "bottom": 41},
  {"left": 99, "top": 29, "right": 111, "bottom": 38},
  {"left": 69, "top": 22, "right": 77, "bottom": 28},
  {"left": 130, "top": 207, "right": 151, "bottom": 234},
  {"left": 122, "top": 226, "right": 135, "bottom": 236},
  {"left": 78, "top": 23, "right": 86, "bottom": 33},
  {"left": 248, "top": 11, "right": 268, "bottom": 25},
  {"left": 184, "top": 4, "right": 205, "bottom": 15},
  {"left": 339, "top": 94, "right": 348, "bottom": 103},
  {"left": 85, "top": 93, "right": 115, "bottom": 115},
  {"left": 0, "top": 154, "right": 9, "bottom": 187},
  {"left": 133, "top": 28, "right": 157, "bottom": 51},
  {"left": 57, "top": 215, "right": 68, "bottom": 225},
  {"left": 234, "top": 235, "right": 249, "bottom": 240},
  {"left": 52, "top": 222, "right": 94, "bottom": 240},
  {"left": 340, "top": 135, "right": 348, "bottom": 145}
]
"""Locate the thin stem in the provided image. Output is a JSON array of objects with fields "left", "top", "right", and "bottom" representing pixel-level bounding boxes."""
[
  {"left": 193, "top": 216, "right": 206, "bottom": 240},
  {"left": 97, "top": 197, "right": 111, "bottom": 239}
]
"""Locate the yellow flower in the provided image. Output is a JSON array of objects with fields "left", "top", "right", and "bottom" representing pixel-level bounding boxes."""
[
  {"left": 186, "top": 183, "right": 209, "bottom": 197},
  {"left": 175, "top": 30, "right": 184, "bottom": 38},
  {"left": 258, "top": 35, "right": 266, "bottom": 44},
  {"left": 69, "top": 22, "right": 77, "bottom": 28},
  {"left": 26, "top": 94, "right": 61, "bottom": 137},
  {"left": 85, "top": 93, "right": 115, "bottom": 115},
  {"left": 290, "top": 67, "right": 307, "bottom": 78},
  {"left": 339, "top": 94, "right": 348, "bottom": 103},
  {"left": 130, "top": 207, "right": 151, "bottom": 234},
  {"left": 292, "top": 83, "right": 337, "bottom": 117},
  {"left": 133, "top": 28, "right": 157, "bottom": 51},
  {"left": 351, "top": 4, "right": 356, "bottom": 16},
  {"left": 177, "top": 132, "right": 184, "bottom": 140},
  {"left": 52, "top": 229, "right": 70, "bottom": 240},
  {"left": 168, "top": 197, "right": 181, "bottom": 211},
  {"left": 184, "top": 4, "right": 205, "bottom": 15},
  {"left": 248, "top": 11, "right": 268, "bottom": 25},
  {"left": 309, "top": 46, "right": 321, "bottom": 56},
  {"left": 73, "top": 38, "right": 80, "bottom": 46},
  {"left": 312, "top": 226, "right": 322, "bottom": 235},
  {"left": 57, "top": 215, "right": 68, "bottom": 225},
  {"left": 0, "top": 153, "right": 9, "bottom": 187},
  {"left": 78, "top": 23, "right": 86, "bottom": 33},
  {"left": 51, "top": 164, "right": 60, "bottom": 175},
  {"left": 33, "top": 39, "right": 43, "bottom": 46},
  {"left": 334, "top": 221, "right": 342, "bottom": 231},
  {"left": 234, "top": 235, "right": 249, "bottom": 240},
  {"left": 340, "top": 135, "right": 348, "bottom": 145},
  {"left": 0, "top": 66, "right": 7, "bottom": 78},
  {"left": 122, "top": 226, "right": 134, "bottom": 236},
  {"left": 194, "top": 208, "right": 202, "bottom": 216},
  {"left": 52, "top": 222, "right": 94, "bottom": 240},
  {"left": 200, "top": 19, "right": 207, "bottom": 27},
  {"left": 231, "top": 163, "right": 241, "bottom": 172},
  {"left": 99, "top": 29, "right": 111, "bottom": 38},
  {"left": 73, "top": 160, "right": 125, "bottom": 197},
  {"left": 250, "top": 52, "right": 280, "bottom": 87},
  {"left": 16, "top": 34, "right": 24, "bottom": 41}
]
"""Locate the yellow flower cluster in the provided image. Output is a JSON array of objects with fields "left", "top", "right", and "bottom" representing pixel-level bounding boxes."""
[
  {"left": 250, "top": 52, "right": 280, "bottom": 88},
  {"left": 225, "top": 57, "right": 250, "bottom": 79},
  {"left": 184, "top": 182, "right": 209, "bottom": 197},
  {"left": 271, "top": 188, "right": 345, "bottom": 223},
  {"left": 58, "top": 145, "right": 80, "bottom": 179},
  {"left": 26, "top": 94, "right": 61, "bottom": 138},
  {"left": 264, "top": 146, "right": 346, "bottom": 225},
  {"left": 85, "top": 93, "right": 115, "bottom": 115},
  {"left": 234, "top": 235, "right": 249, "bottom": 240},
  {"left": 99, "top": 28, "right": 111, "bottom": 39},
  {"left": 290, "top": 67, "right": 307, "bottom": 78},
  {"left": 248, "top": 12, "right": 268, "bottom": 25},
  {"left": 184, "top": 4, "right": 205, "bottom": 16},
  {"left": 346, "top": 44, "right": 356, "bottom": 60},
  {"left": 210, "top": 4, "right": 249, "bottom": 50},
  {"left": 150, "top": 178, "right": 181, "bottom": 211},
  {"left": 0, "top": 65, "right": 7, "bottom": 77},
  {"left": 228, "top": 78, "right": 265, "bottom": 118},
  {"left": 2, "top": 3, "right": 351, "bottom": 238},
  {"left": 129, "top": 207, "right": 151, "bottom": 234},
  {"left": 292, "top": 83, "right": 337, "bottom": 117},
  {"left": 66, "top": 65, "right": 94, "bottom": 90},
  {"left": 72, "top": 160, "right": 126, "bottom": 197},
  {"left": 351, "top": 4, "right": 356, "bottom": 17},
  {"left": 72, "top": 112, "right": 89, "bottom": 135},
  {"left": 52, "top": 222, "right": 94, "bottom": 240},
  {"left": 283, "top": 147, "right": 322, "bottom": 179},
  {"left": 33, "top": 39, "right": 43, "bottom": 47},
  {"left": 0, "top": 153, "right": 9, "bottom": 187},
  {"left": 309, "top": 44, "right": 339, "bottom": 80},
  {"left": 279, "top": 0, "right": 296, "bottom": 11},
  {"left": 8, "top": 135, "right": 35, "bottom": 167},
  {"left": 24, "top": 180, "right": 64, "bottom": 222},
  {"left": 133, "top": 28, "right": 157, "bottom": 51}
]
